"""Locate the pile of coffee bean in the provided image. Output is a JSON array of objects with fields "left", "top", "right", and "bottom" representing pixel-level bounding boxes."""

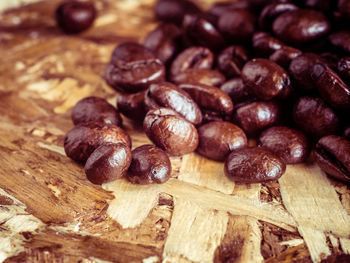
[{"left": 61, "top": 0, "right": 350, "bottom": 185}]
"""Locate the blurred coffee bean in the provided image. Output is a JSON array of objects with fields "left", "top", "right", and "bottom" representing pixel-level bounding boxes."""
[
  {"left": 338, "top": 57, "right": 350, "bottom": 83},
  {"left": 252, "top": 32, "right": 284, "bottom": 57},
  {"left": 172, "top": 68, "right": 226, "bottom": 87},
  {"left": 329, "top": 31, "right": 350, "bottom": 55},
  {"left": 117, "top": 91, "right": 146, "bottom": 122},
  {"left": 259, "top": 2, "right": 298, "bottom": 30},
  {"left": 269, "top": 46, "right": 302, "bottom": 69},
  {"left": 220, "top": 78, "right": 250, "bottom": 104},
  {"left": 217, "top": 45, "right": 250, "bottom": 78}
]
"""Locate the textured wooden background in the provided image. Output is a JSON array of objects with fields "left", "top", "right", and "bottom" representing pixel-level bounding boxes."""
[{"left": 1, "top": 0, "right": 350, "bottom": 262}]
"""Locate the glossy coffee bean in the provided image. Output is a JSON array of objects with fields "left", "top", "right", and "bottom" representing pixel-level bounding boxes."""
[
  {"left": 143, "top": 108, "right": 198, "bottom": 156},
  {"left": 72, "top": 97, "right": 122, "bottom": 127},
  {"left": 144, "top": 23, "right": 182, "bottom": 64},
  {"left": 55, "top": 1, "right": 96, "bottom": 34},
  {"left": 144, "top": 82, "right": 202, "bottom": 125},
  {"left": 242, "top": 58, "right": 291, "bottom": 100},
  {"left": 258, "top": 126, "right": 310, "bottom": 164},
  {"left": 311, "top": 63, "right": 350, "bottom": 110},
  {"left": 64, "top": 122, "right": 131, "bottom": 164},
  {"left": 315, "top": 135, "right": 350, "bottom": 181},
  {"left": 273, "top": 9, "right": 331, "bottom": 46},
  {"left": 293, "top": 97, "right": 339, "bottom": 138},
  {"left": 172, "top": 68, "right": 226, "bottom": 87},
  {"left": 259, "top": 2, "right": 298, "bottom": 30},
  {"left": 117, "top": 91, "right": 146, "bottom": 122},
  {"left": 127, "top": 145, "right": 171, "bottom": 184},
  {"left": 233, "top": 101, "right": 280, "bottom": 136},
  {"left": 105, "top": 43, "right": 165, "bottom": 93},
  {"left": 197, "top": 121, "right": 247, "bottom": 161},
  {"left": 338, "top": 57, "right": 350, "bottom": 83},
  {"left": 224, "top": 147, "right": 286, "bottom": 183},
  {"left": 252, "top": 32, "right": 284, "bottom": 57},
  {"left": 85, "top": 143, "right": 132, "bottom": 185},
  {"left": 217, "top": 46, "right": 249, "bottom": 78},
  {"left": 269, "top": 46, "right": 302, "bottom": 69},
  {"left": 329, "top": 31, "right": 350, "bottom": 55},
  {"left": 179, "top": 83, "right": 233, "bottom": 115},
  {"left": 220, "top": 78, "right": 250, "bottom": 104}
]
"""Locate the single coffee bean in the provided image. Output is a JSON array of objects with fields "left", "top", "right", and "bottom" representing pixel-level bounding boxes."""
[
  {"left": 258, "top": 126, "right": 310, "bottom": 164},
  {"left": 252, "top": 32, "right": 284, "bottom": 57},
  {"left": 315, "top": 135, "right": 350, "bottom": 181},
  {"left": 179, "top": 83, "right": 233, "bottom": 115},
  {"left": 311, "top": 63, "right": 350, "bottom": 110},
  {"left": 143, "top": 108, "right": 198, "bottom": 156},
  {"left": 242, "top": 58, "right": 291, "bottom": 100},
  {"left": 144, "top": 23, "right": 182, "bottom": 64},
  {"left": 127, "top": 144, "right": 171, "bottom": 184},
  {"left": 224, "top": 147, "right": 286, "bottom": 183},
  {"left": 105, "top": 43, "right": 165, "bottom": 93},
  {"left": 293, "top": 97, "right": 339, "bottom": 138},
  {"left": 258, "top": 2, "right": 298, "bottom": 30},
  {"left": 220, "top": 78, "right": 250, "bottom": 104},
  {"left": 338, "top": 57, "right": 350, "bottom": 83},
  {"left": 55, "top": 1, "right": 96, "bottom": 34},
  {"left": 64, "top": 122, "right": 131, "bottom": 164},
  {"left": 344, "top": 125, "right": 350, "bottom": 140},
  {"left": 233, "top": 101, "right": 280, "bottom": 136},
  {"left": 269, "top": 46, "right": 302, "bottom": 69},
  {"left": 144, "top": 82, "right": 202, "bottom": 125},
  {"left": 85, "top": 143, "right": 132, "bottom": 185},
  {"left": 117, "top": 91, "right": 146, "bottom": 122},
  {"left": 329, "top": 31, "right": 350, "bottom": 55},
  {"left": 273, "top": 9, "right": 331, "bottom": 46},
  {"left": 72, "top": 96, "right": 122, "bottom": 127},
  {"left": 172, "top": 68, "right": 226, "bottom": 87},
  {"left": 197, "top": 121, "right": 247, "bottom": 161},
  {"left": 217, "top": 45, "right": 250, "bottom": 78}
]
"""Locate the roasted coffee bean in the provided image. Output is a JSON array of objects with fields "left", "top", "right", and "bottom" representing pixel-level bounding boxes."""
[
  {"left": 72, "top": 97, "right": 122, "bottom": 127},
  {"left": 197, "top": 121, "right": 247, "bottom": 161},
  {"left": 201, "top": 110, "right": 225, "bottom": 123},
  {"left": 170, "top": 46, "right": 214, "bottom": 78},
  {"left": 173, "top": 68, "right": 226, "bottom": 87},
  {"left": 344, "top": 125, "right": 350, "bottom": 140},
  {"left": 220, "top": 78, "right": 250, "bottom": 104},
  {"left": 259, "top": 2, "right": 298, "bottom": 30},
  {"left": 224, "top": 147, "right": 286, "bottom": 183},
  {"left": 55, "top": 1, "right": 96, "bottom": 34},
  {"left": 117, "top": 91, "right": 146, "bottom": 122},
  {"left": 242, "top": 58, "right": 291, "bottom": 100},
  {"left": 273, "top": 9, "right": 331, "bottom": 46},
  {"left": 105, "top": 43, "right": 165, "bottom": 93},
  {"left": 258, "top": 126, "right": 310, "bottom": 164},
  {"left": 179, "top": 83, "right": 233, "bottom": 115},
  {"left": 64, "top": 122, "right": 131, "bottom": 164},
  {"left": 329, "top": 31, "right": 350, "bottom": 55},
  {"left": 144, "top": 82, "right": 202, "bottom": 125},
  {"left": 338, "top": 57, "right": 350, "bottom": 83},
  {"left": 218, "top": 9, "right": 256, "bottom": 44},
  {"left": 144, "top": 23, "right": 182, "bottom": 64},
  {"left": 233, "top": 101, "right": 280, "bottom": 136},
  {"left": 252, "top": 32, "right": 284, "bottom": 57},
  {"left": 127, "top": 145, "right": 171, "bottom": 184},
  {"left": 269, "top": 46, "right": 302, "bottom": 69},
  {"left": 154, "top": 0, "right": 201, "bottom": 25},
  {"left": 315, "top": 135, "right": 350, "bottom": 181},
  {"left": 143, "top": 108, "right": 198, "bottom": 156},
  {"left": 217, "top": 46, "right": 249, "bottom": 78},
  {"left": 311, "top": 63, "right": 350, "bottom": 110},
  {"left": 293, "top": 97, "right": 339, "bottom": 138},
  {"left": 85, "top": 143, "right": 132, "bottom": 185},
  {"left": 208, "top": 1, "right": 249, "bottom": 20}
]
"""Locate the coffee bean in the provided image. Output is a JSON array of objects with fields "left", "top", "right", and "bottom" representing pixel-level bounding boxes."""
[
  {"left": 208, "top": 1, "right": 249, "bottom": 21},
  {"left": 117, "top": 91, "right": 146, "bottom": 122},
  {"left": 220, "top": 78, "right": 250, "bottom": 104},
  {"left": 85, "top": 143, "right": 132, "bottom": 185},
  {"left": 217, "top": 45, "right": 249, "bottom": 78},
  {"left": 252, "top": 32, "right": 284, "bottom": 57},
  {"left": 143, "top": 108, "right": 198, "bottom": 156},
  {"left": 127, "top": 145, "right": 171, "bottom": 184},
  {"left": 329, "top": 31, "right": 350, "bottom": 55},
  {"left": 172, "top": 68, "right": 226, "bottom": 87},
  {"left": 338, "top": 57, "right": 350, "bottom": 84},
  {"left": 55, "top": 1, "right": 96, "bottom": 34},
  {"left": 197, "top": 121, "right": 247, "bottom": 161},
  {"left": 258, "top": 126, "right": 310, "bottom": 164},
  {"left": 201, "top": 110, "right": 225, "bottom": 124},
  {"left": 259, "top": 2, "right": 298, "bottom": 30},
  {"left": 269, "top": 46, "right": 302, "bottom": 69},
  {"left": 64, "top": 122, "right": 131, "bottom": 164},
  {"left": 72, "top": 97, "right": 122, "bottom": 127},
  {"left": 224, "top": 147, "right": 286, "bottom": 183},
  {"left": 315, "top": 135, "right": 350, "bottom": 181}
]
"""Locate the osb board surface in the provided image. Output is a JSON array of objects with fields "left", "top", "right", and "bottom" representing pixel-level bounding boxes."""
[{"left": 0, "top": 1, "right": 350, "bottom": 262}]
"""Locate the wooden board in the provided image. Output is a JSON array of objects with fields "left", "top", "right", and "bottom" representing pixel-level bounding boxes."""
[{"left": 0, "top": 1, "right": 350, "bottom": 262}]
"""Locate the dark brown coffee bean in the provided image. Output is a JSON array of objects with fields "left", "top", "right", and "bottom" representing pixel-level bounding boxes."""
[
  {"left": 293, "top": 97, "right": 339, "bottom": 138},
  {"left": 217, "top": 46, "right": 249, "bottom": 78},
  {"left": 85, "top": 143, "right": 132, "bottom": 185},
  {"left": 72, "top": 97, "right": 122, "bottom": 127},
  {"left": 117, "top": 91, "right": 146, "bottom": 122},
  {"left": 143, "top": 108, "right": 198, "bottom": 156},
  {"left": 64, "top": 122, "right": 131, "bottom": 164},
  {"left": 220, "top": 78, "right": 250, "bottom": 104},
  {"left": 269, "top": 46, "right": 302, "bottom": 69},
  {"left": 273, "top": 9, "right": 331, "bottom": 46},
  {"left": 55, "top": 1, "right": 96, "bottom": 34},
  {"left": 233, "top": 101, "right": 280, "bottom": 136},
  {"left": 259, "top": 3, "right": 298, "bottom": 30},
  {"left": 315, "top": 135, "right": 350, "bottom": 181},
  {"left": 258, "top": 126, "right": 310, "bottom": 164},
  {"left": 144, "top": 82, "right": 202, "bottom": 125},
  {"left": 197, "top": 121, "right": 247, "bottom": 161},
  {"left": 224, "top": 147, "right": 286, "bottom": 183},
  {"left": 320, "top": 52, "right": 341, "bottom": 71},
  {"left": 252, "top": 32, "right": 284, "bottom": 57},
  {"left": 311, "top": 63, "right": 350, "bottom": 110},
  {"left": 105, "top": 43, "right": 165, "bottom": 93},
  {"left": 144, "top": 23, "right": 182, "bottom": 64},
  {"left": 242, "top": 58, "right": 291, "bottom": 100},
  {"left": 208, "top": 1, "right": 249, "bottom": 20},
  {"left": 338, "top": 57, "right": 350, "bottom": 83},
  {"left": 179, "top": 83, "right": 233, "bottom": 115},
  {"left": 172, "top": 68, "right": 226, "bottom": 87},
  {"left": 127, "top": 145, "right": 171, "bottom": 184},
  {"left": 201, "top": 110, "right": 225, "bottom": 124},
  {"left": 329, "top": 31, "right": 350, "bottom": 55}
]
